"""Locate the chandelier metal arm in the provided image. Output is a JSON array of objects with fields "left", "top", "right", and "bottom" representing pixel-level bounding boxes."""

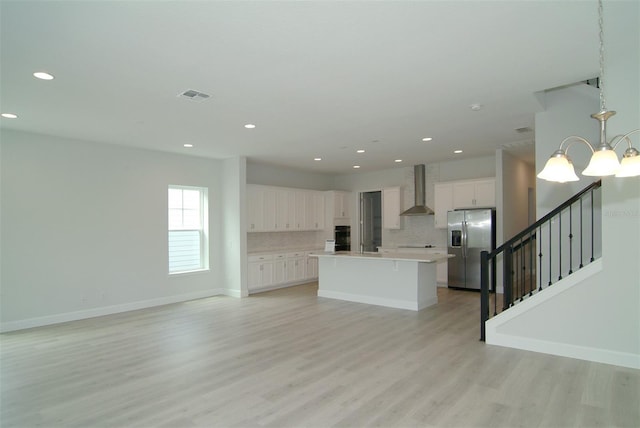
[
  {"left": 559, "top": 136, "right": 596, "bottom": 154},
  {"left": 610, "top": 129, "right": 640, "bottom": 150}
]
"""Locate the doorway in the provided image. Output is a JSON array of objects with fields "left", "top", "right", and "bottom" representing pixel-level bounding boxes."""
[{"left": 360, "top": 191, "right": 382, "bottom": 252}]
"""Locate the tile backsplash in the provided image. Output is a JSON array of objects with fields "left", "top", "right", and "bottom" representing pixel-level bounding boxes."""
[{"left": 248, "top": 231, "right": 326, "bottom": 253}]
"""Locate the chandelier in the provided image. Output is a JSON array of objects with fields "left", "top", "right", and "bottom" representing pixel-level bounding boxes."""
[{"left": 537, "top": 0, "right": 640, "bottom": 183}]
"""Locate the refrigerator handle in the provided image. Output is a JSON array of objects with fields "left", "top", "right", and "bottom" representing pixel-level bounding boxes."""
[{"left": 462, "top": 221, "right": 467, "bottom": 258}]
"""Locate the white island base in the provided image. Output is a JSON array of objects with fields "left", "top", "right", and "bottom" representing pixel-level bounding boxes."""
[{"left": 313, "top": 252, "right": 450, "bottom": 311}]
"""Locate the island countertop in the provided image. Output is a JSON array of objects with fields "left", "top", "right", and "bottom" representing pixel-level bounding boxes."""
[{"left": 309, "top": 251, "right": 453, "bottom": 264}]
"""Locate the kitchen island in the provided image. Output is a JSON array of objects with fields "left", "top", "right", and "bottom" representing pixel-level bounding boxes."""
[{"left": 310, "top": 252, "right": 453, "bottom": 311}]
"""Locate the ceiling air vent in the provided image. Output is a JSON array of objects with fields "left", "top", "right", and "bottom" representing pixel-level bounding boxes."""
[{"left": 178, "top": 89, "right": 210, "bottom": 102}]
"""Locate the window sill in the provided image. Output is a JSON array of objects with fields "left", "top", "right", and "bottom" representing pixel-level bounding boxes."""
[{"left": 168, "top": 268, "right": 210, "bottom": 277}]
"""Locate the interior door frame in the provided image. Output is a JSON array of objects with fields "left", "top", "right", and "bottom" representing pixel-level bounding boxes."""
[{"left": 359, "top": 189, "right": 382, "bottom": 253}]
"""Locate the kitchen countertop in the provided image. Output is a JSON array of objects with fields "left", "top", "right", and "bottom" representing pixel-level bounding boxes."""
[
  {"left": 248, "top": 248, "right": 323, "bottom": 255},
  {"left": 310, "top": 251, "right": 453, "bottom": 263}
]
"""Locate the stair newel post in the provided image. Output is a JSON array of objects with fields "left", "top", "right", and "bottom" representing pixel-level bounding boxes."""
[{"left": 480, "top": 250, "right": 489, "bottom": 342}]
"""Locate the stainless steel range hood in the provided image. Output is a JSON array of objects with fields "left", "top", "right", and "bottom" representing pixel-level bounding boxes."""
[{"left": 400, "top": 164, "right": 434, "bottom": 216}]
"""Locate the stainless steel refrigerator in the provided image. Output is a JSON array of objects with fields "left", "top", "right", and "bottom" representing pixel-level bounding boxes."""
[{"left": 447, "top": 209, "right": 496, "bottom": 290}]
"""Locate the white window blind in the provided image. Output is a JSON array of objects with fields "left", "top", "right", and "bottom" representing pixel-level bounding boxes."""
[{"left": 168, "top": 186, "right": 208, "bottom": 274}]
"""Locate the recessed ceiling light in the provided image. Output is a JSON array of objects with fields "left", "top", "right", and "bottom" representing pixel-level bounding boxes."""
[
  {"left": 244, "top": 124, "right": 256, "bottom": 129},
  {"left": 422, "top": 137, "right": 433, "bottom": 142},
  {"left": 1, "top": 113, "right": 18, "bottom": 119},
  {"left": 356, "top": 149, "right": 365, "bottom": 153},
  {"left": 314, "top": 157, "right": 322, "bottom": 161},
  {"left": 183, "top": 144, "right": 194, "bottom": 148},
  {"left": 33, "top": 71, "right": 54, "bottom": 80},
  {"left": 395, "top": 159, "right": 403, "bottom": 163},
  {"left": 454, "top": 149, "right": 463, "bottom": 154},
  {"left": 470, "top": 104, "right": 483, "bottom": 111},
  {"left": 353, "top": 165, "right": 360, "bottom": 169}
]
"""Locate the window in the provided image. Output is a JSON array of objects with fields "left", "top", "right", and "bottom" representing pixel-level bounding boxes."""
[{"left": 168, "top": 185, "right": 208, "bottom": 274}]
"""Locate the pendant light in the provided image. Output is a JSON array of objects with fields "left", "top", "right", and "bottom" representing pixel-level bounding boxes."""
[{"left": 537, "top": 0, "right": 640, "bottom": 182}]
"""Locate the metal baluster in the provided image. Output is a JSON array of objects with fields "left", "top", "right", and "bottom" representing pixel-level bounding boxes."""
[
  {"left": 580, "top": 197, "right": 584, "bottom": 269},
  {"left": 569, "top": 204, "right": 573, "bottom": 275},
  {"left": 538, "top": 225, "right": 543, "bottom": 291},
  {"left": 520, "top": 237, "right": 525, "bottom": 301},
  {"left": 558, "top": 212, "right": 563, "bottom": 281},
  {"left": 548, "top": 220, "right": 552, "bottom": 286},
  {"left": 529, "top": 230, "right": 534, "bottom": 296}
]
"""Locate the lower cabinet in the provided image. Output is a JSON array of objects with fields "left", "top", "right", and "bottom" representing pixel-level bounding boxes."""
[
  {"left": 286, "top": 252, "right": 306, "bottom": 283},
  {"left": 248, "top": 254, "right": 275, "bottom": 291},
  {"left": 248, "top": 249, "right": 320, "bottom": 293}
]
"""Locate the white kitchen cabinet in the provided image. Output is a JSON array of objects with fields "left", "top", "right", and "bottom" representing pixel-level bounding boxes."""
[
  {"left": 247, "top": 185, "right": 264, "bottom": 232},
  {"left": 275, "top": 189, "right": 292, "bottom": 231},
  {"left": 248, "top": 185, "right": 326, "bottom": 232},
  {"left": 305, "top": 191, "right": 325, "bottom": 231},
  {"left": 452, "top": 178, "right": 495, "bottom": 209},
  {"left": 434, "top": 178, "right": 495, "bottom": 229},
  {"left": 434, "top": 183, "right": 453, "bottom": 229},
  {"left": 273, "top": 253, "right": 287, "bottom": 284},
  {"left": 262, "top": 187, "right": 277, "bottom": 231},
  {"left": 382, "top": 187, "right": 401, "bottom": 229},
  {"left": 294, "top": 190, "right": 306, "bottom": 230},
  {"left": 473, "top": 179, "right": 496, "bottom": 207},
  {"left": 249, "top": 249, "right": 321, "bottom": 294},
  {"left": 286, "top": 252, "right": 306, "bottom": 283},
  {"left": 248, "top": 254, "right": 274, "bottom": 291},
  {"left": 332, "top": 191, "right": 351, "bottom": 219}
]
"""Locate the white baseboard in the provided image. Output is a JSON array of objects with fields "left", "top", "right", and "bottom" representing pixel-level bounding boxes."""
[
  {"left": 487, "top": 333, "right": 640, "bottom": 369},
  {"left": 248, "top": 278, "right": 317, "bottom": 295},
  {"left": 318, "top": 289, "right": 437, "bottom": 311},
  {"left": 0, "top": 288, "right": 226, "bottom": 333},
  {"left": 222, "top": 288, "right": 243, "bottom": 298}
]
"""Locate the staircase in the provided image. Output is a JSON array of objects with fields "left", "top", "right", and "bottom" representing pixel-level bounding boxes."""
[{"left": 480, "top": 180, "right": 602, "bottom": 341}]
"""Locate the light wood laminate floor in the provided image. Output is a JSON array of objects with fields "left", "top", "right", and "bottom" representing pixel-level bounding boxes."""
[{"left": 1, "top": 284, "right": 638, "bottom": 428}]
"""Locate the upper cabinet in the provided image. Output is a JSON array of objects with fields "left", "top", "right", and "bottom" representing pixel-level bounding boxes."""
[
  {"left": 332, "top": 191, "right": 350, "bottom": 219},
  {"left": 382, "top": 187, "right": 401, "bottom": 229},
  {"left": 434, "top": 178, "right": 496, "bottom": 229},
  {"left": 452, "top": 178, "right": 496, "bottom": 208},
  {"left": 247, "top": 184, "right": 326, "bottom": 232}
]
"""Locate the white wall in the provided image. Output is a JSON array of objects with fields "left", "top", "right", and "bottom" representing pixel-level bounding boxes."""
[
  {"left": 499, "top": 149, "right": 535, "bottom": 243},
  {"left": 246, "top": 161, "right": 334, "bottom": 190},
  {"left": 491, "top": 0, "right": 640, "bottom": 368},
  {"left": 0, "top": 130, "right": 233, "bottom": 331}
]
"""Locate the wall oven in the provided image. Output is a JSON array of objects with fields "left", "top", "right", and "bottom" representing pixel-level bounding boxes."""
[{"left": 334, "top": 226, "right": 351, "bottom": 252}]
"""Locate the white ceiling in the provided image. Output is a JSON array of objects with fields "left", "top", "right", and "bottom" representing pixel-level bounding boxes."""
[{"left": 0, "top": 1, "right": 599, "bottom": 174}]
